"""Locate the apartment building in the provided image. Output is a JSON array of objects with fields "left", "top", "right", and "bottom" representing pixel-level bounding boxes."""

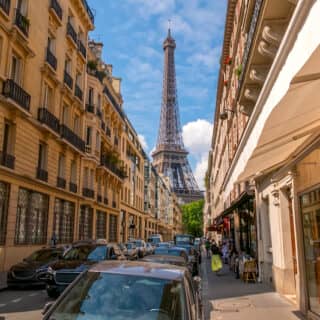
[
  {"left": 0, "top": 0, "right": 182, "bottom": 275},
  {"left": 206, "top": 0, "right": 320, "bottom": 318}
]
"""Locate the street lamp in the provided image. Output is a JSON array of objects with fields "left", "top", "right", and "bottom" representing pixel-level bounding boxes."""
[{"left": 219, "top": 108, "right": 235, "bottom": 120}]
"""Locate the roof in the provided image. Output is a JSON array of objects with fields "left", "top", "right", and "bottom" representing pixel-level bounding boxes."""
[{"left": 89, "top": 261, "right": 185, "bottom": 280}]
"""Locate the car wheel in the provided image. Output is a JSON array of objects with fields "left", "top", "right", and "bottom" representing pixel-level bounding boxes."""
[{"left": 46, "top": 287, "right": 59, "bottom": 299}]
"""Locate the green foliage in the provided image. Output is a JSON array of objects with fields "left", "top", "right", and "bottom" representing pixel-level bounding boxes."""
[
  {"left": 87, "top": 60, "right": 98, "bottom": 70},
  {"left": 181, "top": 200, "right": 204, "bottom": 237}
]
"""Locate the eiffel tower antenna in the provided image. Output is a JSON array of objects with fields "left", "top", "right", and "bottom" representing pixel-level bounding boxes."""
[{"left": 152, "top": 30, "right": 203, "bottom": 204}]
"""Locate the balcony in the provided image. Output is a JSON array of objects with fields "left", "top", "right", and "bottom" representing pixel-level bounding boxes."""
[
  {"left": 46, "top": 47, "right": 57, "bottom": 71},
  {"left": 57, "top": 177, "right": 66, "bottom": 189},
  {"left": 0, "top": 0, "right": 10, "bottom": 15},
  {"left": 66, "top": 22, "right": 77, "bottom": 45},
  {"left": 104, "top": 197, "right": 108, "bottom": 205},
  {"left": 97, "top": 194, "right": 102, "bottom": 203},
  {"left": 36, "top": 168, "right": 48, "bottom": 182},
  {"left": 103, "top": 85, "right": 124, "bottom": 119},
  {"left": 85, "top": 103, "right": 94, "bottom": 113},
  {"left": 106, "top": 126, "right": 111, "bottom": 137},
  {"left": 83, "top": 187, "right": 94, "bottom": 198},
  {"left": 100, "top": 155, "right": 127, "bottom": 179},
  {"left": 2, "top": 79, "right": 31, "bottom": 112},
  {"left": 50, "top": 0, "right": 62, "bottom": 21},
  {"left": 78, "top": 40, "right": 86, "bottom": 58},
  {"left": 69, "top": 182, "right": 77, "bottom": 193},
  {"left": 0, "top": 151, "right": 15, "bottom": 169},
  {"left": 64, "top": 71, "right": 73, "bottom": 90},
  {"left": 75, "top": 85, "right": 83, "bottom": 101},
  {"left": 60, "top": 124, "right": 85, "bottom": 152},
  {"left": 101, "top": 121, "right": 105, "bottom": 131},
  {"left": 38, "top": 108, "right": 60, "bottom": 134},
  {"left": 15, "top": 9, "right": 29, "bottom": 37},
  {"left": 81, "top": 0, "right": 94, "bottom": 23}
]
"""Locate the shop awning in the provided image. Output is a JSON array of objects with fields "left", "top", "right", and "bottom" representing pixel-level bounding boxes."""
[
  {"left": 238, "top": 45, "right": 320, "bottom": 182},
  {"left": 215, "top": 192, "right": 254, "bottom": 224}
]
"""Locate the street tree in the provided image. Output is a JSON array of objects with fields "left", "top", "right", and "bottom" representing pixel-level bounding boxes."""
[{"left": 181, "top": 200, "right": 204, "bottom": 237}]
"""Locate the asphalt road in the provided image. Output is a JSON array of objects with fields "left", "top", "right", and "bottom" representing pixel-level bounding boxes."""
[{"left": 0, "top": 288, "right": 53, "bottom": 320}]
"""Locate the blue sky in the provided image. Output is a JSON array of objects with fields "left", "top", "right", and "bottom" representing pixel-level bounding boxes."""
[{"left": 87, "top": 0, "right": 227, "bottom": 189}]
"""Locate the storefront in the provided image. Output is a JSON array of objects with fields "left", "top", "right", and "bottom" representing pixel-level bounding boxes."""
[{"left": 300, "top": 188, "right": 320, "bottom": 317}]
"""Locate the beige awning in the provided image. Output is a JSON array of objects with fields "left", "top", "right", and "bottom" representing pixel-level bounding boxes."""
[{"left": 237, "top": 45, "right": 320, "bottom": 182}]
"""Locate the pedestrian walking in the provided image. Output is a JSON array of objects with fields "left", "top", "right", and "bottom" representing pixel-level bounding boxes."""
[
  {"left": 211, "top": 242, "right": 222, "bottom": 275},
  {"left": 205, "top": 239, "right": 211, "bottom": 258},
  {"left": 221, "top": 241, "right": 229, "bottom": 264}
]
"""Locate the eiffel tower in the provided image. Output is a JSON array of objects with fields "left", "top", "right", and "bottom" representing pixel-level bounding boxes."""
[{"left": 152, "top": 28, "right": 203, "bottom": 204}]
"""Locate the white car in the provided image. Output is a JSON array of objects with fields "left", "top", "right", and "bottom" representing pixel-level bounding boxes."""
[{"left": 131, "top": 239, "right": 147, "bottom": 258}]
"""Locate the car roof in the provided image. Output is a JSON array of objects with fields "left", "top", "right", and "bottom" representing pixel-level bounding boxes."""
[
  {"left": 89, "top": 261, "right": 186, "bottom": 280},
  {"left": 142, "top": 255, "right": 186, "bottom": 263}
]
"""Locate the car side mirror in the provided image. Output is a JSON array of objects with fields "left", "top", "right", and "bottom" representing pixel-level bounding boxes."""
[{"left": 42, "top": 302, "right": 54, "bottom": 315}]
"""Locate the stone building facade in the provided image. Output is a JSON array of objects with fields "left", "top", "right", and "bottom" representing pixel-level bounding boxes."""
[
  {"left": 0, "top": 0, "right": 182, "bottom": 274},
  {"left": 206, "top": 0, "right": 320, "bottom": 318}
]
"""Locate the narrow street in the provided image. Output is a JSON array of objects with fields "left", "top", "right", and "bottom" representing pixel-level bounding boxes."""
[
  {"left": 201, "top": 255, "right": 304, "bottom": 320},
  {"left": 0, "top": 288, "right": 52, "bottom": 320}
]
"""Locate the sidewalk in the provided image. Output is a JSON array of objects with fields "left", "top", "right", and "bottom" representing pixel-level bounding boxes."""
[{"left": 201, "top": 255, "right": 305, "bottom": 320}]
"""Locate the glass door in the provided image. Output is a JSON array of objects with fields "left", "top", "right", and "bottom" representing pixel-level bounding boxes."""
[{"left": 301, "top": 191, "right": 320, "bottom": 316}]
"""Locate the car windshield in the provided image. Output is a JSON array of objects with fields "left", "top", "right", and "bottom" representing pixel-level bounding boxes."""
[
  {"left": 48, "top": 272, "right": 185, "bottom": 320},
  {"left": 25, "top": 249, "right": 61, "bottom": 263},
  {"left": 63, "top": 246, "right": 107, "bottom": 261},
  {"left": 135, "top": 241, "right": 142, "bottom": 247},
  {"left": 175, "top": 236, "right": 194, "bottom": 245}
]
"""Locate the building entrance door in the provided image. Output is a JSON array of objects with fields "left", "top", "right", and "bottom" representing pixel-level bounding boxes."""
[{"left": 300, "top": 190, "right": 320, "bottom": 316}]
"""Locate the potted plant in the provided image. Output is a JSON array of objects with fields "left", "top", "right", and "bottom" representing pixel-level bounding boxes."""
[
  {"left": 235, "top": 64, "right": 243, "bottom": 78},
  {"left": 87, "top": 60, "right": 97, "bottom": 71},
  {"left": 224, "top": 56, "right": 232, "bottom": 65}
]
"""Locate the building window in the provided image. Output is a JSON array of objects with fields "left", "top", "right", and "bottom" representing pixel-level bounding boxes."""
[
  {"left": 109, "top": 214, "right": 118, "bottom": 242},
  {"left": 79, "top": 205, "right": 93, "bottom": 240},
  {"left": 17, "top": 0, "right": 28, "bottom": 15},
  {"left": 15, "top": 188, "right": 49, "bottom": 244},
  {"left": 38, "top": 141, "right": 48, "bottom": 170},
  {"left": 88, "top": 87, "right": 94, "bottom": 105},
  {"left": 2, "top": 120, "right": 15, "bottom": 157},
  {"left": 73, "top": 114, "right": 80, "bottom": 134},
  {"left": 90, "top": 169, "right": 94, "bottom": 189},
  {"left": 96, "top": 131, "right": 100, "bottom": 152},
  {"left": 11, "top": 54, "right": 22, "bottom": 84},
  {"left": 70, "top": 160, "right": 77, "bottom": 183},
  {"left": 53, "top": 198, "right": 74, "bottom": 243},
  {"left": 83, "top": 167, "right": 89, "bottom": 188},
  {"left": 0, "top": 181, "right": 10, "bottom": 245},
  {"left": 86, "top": 126, "right": 92, "bottom": 146},
  {"left": 62, "top": 105, "right": 69, "bottom": 125},
  {"left": 65, "top": 58, "right": 72, "bottom": 74},
  {"left": 96, "top": 211, "right": 107, "bottom": 239},
  {"left": 43, "top": 82, "right": 53, "bottom": 110},
  {"left": 48, "top": 36, "right": 55, "bottom": 54},
  {"left": 58, "top": 153, "right": 65, "bottom": 178},
  {"left": 97, "top": 94, "right": 101, "bottom": 109}
]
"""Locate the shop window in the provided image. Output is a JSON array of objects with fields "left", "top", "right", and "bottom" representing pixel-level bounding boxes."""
[
  {"left": 96, "top": 211, "right": 107, "bottom": 239},
  {"left": 53, "top": 198, "right": 75, "bottom": 244},
  {"left": 109, "top": 214, "right": 118, "bottom": 242},
  {"left": 79, "top": 205, "right": 93, "bottom": 240},
  {"left": 0, "top": 181, "right": 10, "bottom": 245},
  {"left": 15, "top": 188, "right": 49, "bottom": 244}
]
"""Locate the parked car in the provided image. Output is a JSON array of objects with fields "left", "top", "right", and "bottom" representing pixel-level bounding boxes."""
[
  {"left": 174, "top": 234, "right": 200, "bottom": 275},
  {"left": 44, "top": 242, "right": 125, "bottom": 297},
  {"left": 142, "top": 254, "right": 188, "bottom": 269},
  {"left": 42, "top": 261, "right": 202, "bottom": 320},
  {"left": 131, "top": 239, "right": 147, "bottom": 258},
  {"left": 7, "top": 247, "right": 66, "bottom": 288},
  {"left": 147, "top": 234, "right": 163, "bottom": 246},
  {"left": 157, "top": 242, "right": 172, "bottom": 249},
  {"left": 146, "top": 242, "right": 155, "bottom": 255},
  {"left": 125, "top": 242, "right": 138, "bottom": 260},
  {"left": 118, "top": 243, "right": 128, "bottom": 257}
]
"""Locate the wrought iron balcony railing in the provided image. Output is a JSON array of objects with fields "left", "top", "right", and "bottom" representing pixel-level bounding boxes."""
[
  {"left": 64, "top": 70, "right": 73, "bottom": 90},
  {"left": 15, "top": 9, "right": 29, "bottom": 37},
  {"left": 0, "top": 0, "right": 10, "bottom": 15},
  {"left": 100, "top": 155, "right": 127, "bottom": 179},
  {"left": 66, "top": 22, "right": 77, "bottom": 44},
  {"left": 60, "top": 124, "right": 85, "bottom": 152},
  {"left": 2, "top": 79, "right": 31, "bottom": 112},
  {"left": 50, "top": 0, "right": 62, "bottom": 20},
  {"left": 38, "top": 108, "right": 60, "bottom": 134},
  {"left": 78, "top": 40, "right": 86, "bottom": 58},
  {"left": 85, "top": 103, "right": 94, "bottom": 113},
  {"left": 75, "top": 84, "right": 83, "bottom": 101},
  {"left": 46, "top": 47, "right": 57, "bottom": 70},
  {"left": 83, "top": 187, "right": 94, "bottom": 198},
  {"left": 238, "top": 0, "right": 263, "bottom": 89},
  {"left": 36, "top": 168, "right": 48, "bottom": 182},
  {"left": 69, "top": 182, "right": 77, "bottom": 193},
  {"left": 57, "top": 177, "right": 66, "bottom": 189},
  {"left": 0, "top": 151, "right": 15, "bottom": 169}
]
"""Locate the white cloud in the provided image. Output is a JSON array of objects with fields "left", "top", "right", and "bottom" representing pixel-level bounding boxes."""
[
  {"left": 129, "top": 0, "right": 175, "bottom": 17},
  {"left": 138, "top": 134, "right": 148, "bottom": 151},
  {"left": 182, "top": 119, "right": 213, "bottom": 189}
]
